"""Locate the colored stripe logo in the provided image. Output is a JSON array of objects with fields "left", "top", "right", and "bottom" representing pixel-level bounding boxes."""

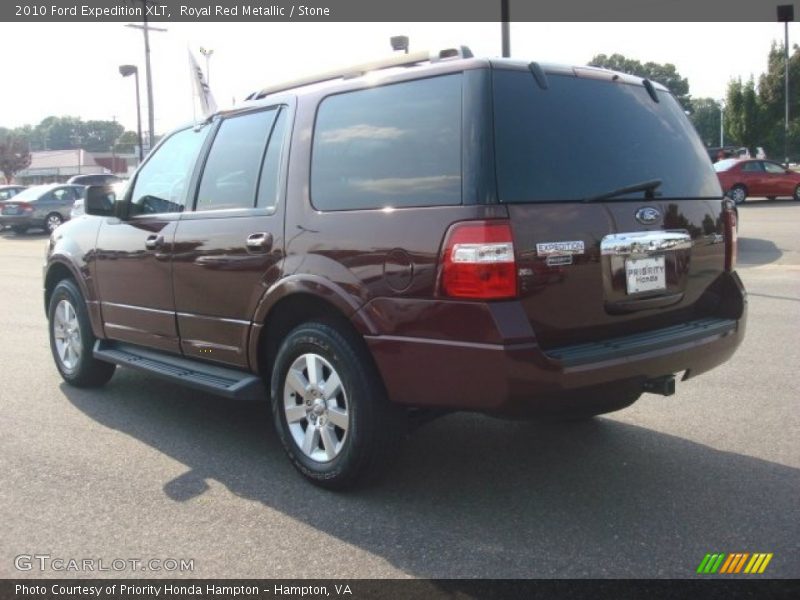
[{"left": 696, "top": 553, "right": 773, "bottom": 574}]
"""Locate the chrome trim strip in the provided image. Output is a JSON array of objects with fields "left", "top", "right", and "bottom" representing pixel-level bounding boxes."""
[
  {"left": 176, "top": 312, "right": 251, "bottom": 326},
  {"left": 600, "top": 230, "right": 692, "bottom": 257},
  {"left": 102, "top": 301, "right": 173, "bottom": 316}
]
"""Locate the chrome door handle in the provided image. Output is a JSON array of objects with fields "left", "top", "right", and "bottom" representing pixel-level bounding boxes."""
[
  {"left": 145, "top": 235, "right": 163, "bottom": 250},
  {"left": 246, "top": 232, "right": 272, "bottom": 252}
]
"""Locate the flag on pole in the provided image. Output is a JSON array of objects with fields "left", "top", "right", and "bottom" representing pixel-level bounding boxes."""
[{"left": 188, "top": 50, "right": 217, "bottom": 117}]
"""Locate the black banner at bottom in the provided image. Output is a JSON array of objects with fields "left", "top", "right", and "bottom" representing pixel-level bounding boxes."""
[{"left": 3, "top": 579, "right": 799, "bottom": 600}]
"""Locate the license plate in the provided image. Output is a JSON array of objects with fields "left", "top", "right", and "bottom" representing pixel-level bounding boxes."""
[
  {"left": 625, "top": 256, "right": 666, "bottom": 294},
  {"left": 3, "top": 205, "right": 18, "bottom": 215}
]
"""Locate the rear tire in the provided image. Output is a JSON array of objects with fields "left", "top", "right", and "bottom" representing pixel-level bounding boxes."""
[
  {"left": 48, "top": 279, "right": 116, "bottom": 388},
  {"left": 729, "top": 185, "right": 747, "bottom": 205},
  {"left": 271, "top": 322, "right": 405, "bottom": 490},
  {"left": 45, "top": 212, "right": 63, "bottom": 234}
]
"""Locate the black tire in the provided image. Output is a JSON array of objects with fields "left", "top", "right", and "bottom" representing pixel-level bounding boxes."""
[
  {"left": 12, "top": 226, "right": 27, "bottom": 234},
  {"left": 45, "top": 212, "right": 63, "bottom": 234},
  {"left": 48, "top": 279, "right": 116, "bottom": 388},
  {"left": 729, "top": 185, "right": 747, "bottom": 205},
  {"left": 271, "top": 322, "right": 406, "bottom": 490},
  {"left": 794, "top": 185, "right": 800, "bottom": 201}
]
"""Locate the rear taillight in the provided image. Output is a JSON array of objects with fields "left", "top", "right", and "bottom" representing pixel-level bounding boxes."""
[
  {"left": 723, "top": 203, "right": 737, "bottom": 272},
  {"left": 438, "top": 220, "right": 517, "bottom": 299}
]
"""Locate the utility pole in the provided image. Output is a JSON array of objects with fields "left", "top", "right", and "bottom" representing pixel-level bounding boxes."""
[
  {"left": 719, "top": 100, "right": 725, "bottom": 148},
  {"left": 501, "top": 0, "right": 510, "bottom": 57},
  {"left": 125, "top": 1, "right": 167, "bottom": 154}
]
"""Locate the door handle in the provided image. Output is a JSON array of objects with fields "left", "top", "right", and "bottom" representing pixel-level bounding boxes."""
[
  {"left": 246, "top": 232, "right": 273, "bottom": 252},
  {"left": 145, "top": 235, "right": 163, "bottom": 250}
]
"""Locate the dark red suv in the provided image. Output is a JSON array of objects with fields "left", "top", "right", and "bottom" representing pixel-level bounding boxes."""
[{"left": 44, "top": 49, "right": 746, "bottom": 488}]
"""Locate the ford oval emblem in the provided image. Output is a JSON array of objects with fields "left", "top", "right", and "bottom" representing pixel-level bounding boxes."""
[{"left": 635, "top": 206, "right": 661, "bottom": 225}]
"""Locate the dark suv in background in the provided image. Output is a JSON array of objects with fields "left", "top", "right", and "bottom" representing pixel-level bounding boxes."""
[{"left": 44, "top": 49, "right": 746, "bottom": 489}]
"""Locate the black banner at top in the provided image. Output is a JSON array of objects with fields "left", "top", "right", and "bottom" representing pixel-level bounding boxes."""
[{"left": 1, "top": 0, "right": 797, "bottom": 22}]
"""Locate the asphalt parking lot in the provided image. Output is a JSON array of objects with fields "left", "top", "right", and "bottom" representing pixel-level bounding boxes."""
[{"left": 0, "top": 200, "right": 798, "bottom": 579}]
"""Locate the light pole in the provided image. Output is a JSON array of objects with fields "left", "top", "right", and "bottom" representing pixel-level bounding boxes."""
[
  {"left": 390, "top": 36, "right": 409, "bottom": 54},
  {"left": 200, "top": 47, "right": 214, "bottom": 86},
  {"left": 719, "top": 100, "right": 725, "bottom": 148},
  {"left": 119, "top": 65, "right": 144, "bottom": 163},
  {"left": 778, "top": 5, "right": 794, "bottom": 166},
  {"left": 125, "top": 1, "right": 167, "bottom": 153}
]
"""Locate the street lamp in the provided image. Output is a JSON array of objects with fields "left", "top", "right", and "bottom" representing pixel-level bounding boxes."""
[
  {"left": 778, "top": 5, "right": 794, "bottom": 167},
  {"left": 390, "top": 36, "right": 409, "bottom": 54},
  {"left": 119, "top": 65, "right": 144, "bottom": 162},
  {"left": 719, "top": 100, "right": 725, "bottom": 148},
  {"left": 200, "top": 47, "right": 214, "bottom": 86},
  {"left": 501, "top": 0, "right": 510, "bottom": 57}
]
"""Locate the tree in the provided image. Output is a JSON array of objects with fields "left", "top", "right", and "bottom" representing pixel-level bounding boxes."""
[
  {"left": 724, "top": 77, "right": 761, "bottom": 152},
  {"left": 588, "top": 53, "right": 691, "bottom": 111},
  {"left": 81, "top": 120, "right": 125, "bottom": 152},
  {"left": 757, "top": 42, "right": 800, "bottom": 160},
  {"left": 690, "top": 98, "right": 722, "bottom": 147},
  {"left": 0, "top": 136, "right": 32, "bottom": 184}
]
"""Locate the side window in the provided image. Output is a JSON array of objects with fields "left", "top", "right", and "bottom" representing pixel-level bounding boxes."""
[
  {"left": 130, "top": 125, "right": 210, "bottom": 215},
  {"left": 742, "top": 162, "right": 764, "bottom": 173},
  {"left": 311, "top": 74, "right": 462, "bottom": 211},
  {"left": 256, "top": 108, "right": 288, "bottom": 210},
  {"left": 196, "top": 109, "right": 277, "bottom": 211},
  {"left": 764, "top": 162, "right": 785, "bottom": 174}
]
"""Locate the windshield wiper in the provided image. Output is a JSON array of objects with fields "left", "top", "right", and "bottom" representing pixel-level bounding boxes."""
[{"left": 583, "top": 179, "right": 662, "bottom": 203}]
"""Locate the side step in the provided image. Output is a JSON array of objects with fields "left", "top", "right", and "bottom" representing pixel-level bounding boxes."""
[{"left": 94, "top": 340, "right": 265, "bottom": 401}]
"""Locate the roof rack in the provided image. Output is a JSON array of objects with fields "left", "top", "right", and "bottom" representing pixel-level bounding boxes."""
[{"left": 246, "top": 46, "right": 473, "bottom": 100}]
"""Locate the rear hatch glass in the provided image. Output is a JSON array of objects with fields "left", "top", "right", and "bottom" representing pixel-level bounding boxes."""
[{"left": 492, "top": 66, "right": 726, "bottom": 348}]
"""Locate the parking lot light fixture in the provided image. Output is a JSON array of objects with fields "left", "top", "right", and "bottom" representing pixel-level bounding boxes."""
[{"left": 119, "top": 64, "right": 144, "bottom": 162}]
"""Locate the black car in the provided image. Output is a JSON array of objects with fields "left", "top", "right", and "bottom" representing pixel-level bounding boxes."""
[{"left": 0, "top": 184, "right": 84, "bottom": 233}]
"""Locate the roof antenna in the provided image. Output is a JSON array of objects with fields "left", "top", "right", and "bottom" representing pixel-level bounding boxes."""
[
  {"left": 642, "top": 78, "right": 660, "bottom": 103},
  {"left": 529, "top": 62, "right": 549, "bottom": 90}
]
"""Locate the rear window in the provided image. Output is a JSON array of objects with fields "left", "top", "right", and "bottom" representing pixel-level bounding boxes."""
[
  {"left": 493, "top": 69, "right": 722, "bottom": 202},
  {"left": 311, "top": 74, "right": 462, "bottom": 211}
]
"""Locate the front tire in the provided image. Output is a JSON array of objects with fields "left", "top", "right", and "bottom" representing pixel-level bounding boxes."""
[
  {"left": 794, "top": 185, "right": 800, "bottom": 201},
  {"left": 729, "top": 185, "right": 747, "bottom": 205},
  {"left": 48, "top": 279, "right": 116, "bottom": 387},
  {"left": 271, "top": 322, "right": 405, "bottom": 490}
]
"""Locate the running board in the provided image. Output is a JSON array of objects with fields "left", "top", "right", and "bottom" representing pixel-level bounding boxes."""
[{"left": 93, "top": 340, "right": 265, "bottom": 401}]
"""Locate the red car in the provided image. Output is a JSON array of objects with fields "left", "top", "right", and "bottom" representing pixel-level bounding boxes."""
[{"left": 714, "top": 158, "right": 800, "bottom": 204}]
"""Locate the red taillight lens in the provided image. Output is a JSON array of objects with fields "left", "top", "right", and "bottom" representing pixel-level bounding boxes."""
[
  {"left": 439, "top": 220, "right": 517, "bottom": 299},
  {"left": 724, "top": 205, "right": 737, "bottom": 272}
]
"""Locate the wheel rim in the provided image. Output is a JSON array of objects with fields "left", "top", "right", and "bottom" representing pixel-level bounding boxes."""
[
  {"left": 47, "top": 214, "right": 62, "bottom": 232},
  {"left": 53, "top": 299, "right": 81, "bottom": 371},
  {"left": 283, "top": 353, "right": 349, "bottom": 463},
  {"left": 731, "top": 187, "right": 745, "bottom": 203}
]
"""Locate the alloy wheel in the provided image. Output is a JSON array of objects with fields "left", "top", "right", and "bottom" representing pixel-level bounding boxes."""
[
  {"left": 283, "top": 352, "right": 349, "bottom": 463},
  {"left": 46, "top": 214, "right": 63, "bottom": 233},
  {"left": 53, "top": 299, "right": 81, "bottom": 371}
]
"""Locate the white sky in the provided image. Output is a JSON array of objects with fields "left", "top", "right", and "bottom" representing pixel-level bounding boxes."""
[{"left": 0, "top": 22, "right": 792, "bottom": 135}]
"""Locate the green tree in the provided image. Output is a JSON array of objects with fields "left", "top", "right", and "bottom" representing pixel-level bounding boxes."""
[
  {"left": 757, "top": 42, "right": 800, "bottom": 160},
  {"left": 724, "top": 77, "right": 761, "bottom": 152},
  {"left": 0, "top": 135, "right": 32, "bottom": 184},
  {"left": 690, "top": 98, "right": 722, "bottom": 147},
  {"left": 81, "top": 120, "right": 125, "bottom": 152},
  {"left": 588, "top": 53, "right": 691, "bottom": 111}
]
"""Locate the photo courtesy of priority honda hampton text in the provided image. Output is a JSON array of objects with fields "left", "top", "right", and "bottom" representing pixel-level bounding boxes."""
[{"left": 43, "top": 48, "right": 746, "bottom": 489}]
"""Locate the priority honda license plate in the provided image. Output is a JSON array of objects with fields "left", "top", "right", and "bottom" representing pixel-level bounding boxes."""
[{"left": 625, "top": 255, "right": 666, "bottom": 294}]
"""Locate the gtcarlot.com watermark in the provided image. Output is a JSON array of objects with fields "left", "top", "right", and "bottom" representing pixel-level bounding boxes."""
[{"left": 14, "top": 554, "right": 194, "bottom": 573}]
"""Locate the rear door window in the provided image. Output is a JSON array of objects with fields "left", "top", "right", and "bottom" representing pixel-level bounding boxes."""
[
  {"left": 311, "top": 74, "right": 462, "bottom": 211},
  {"left": 742, "top": 162, "right": 765, "bottom": 173},
  {"left": 493, "top": 68, "right": 721, "bottom": 202},
  {"left": 196, "top": 109, "right": 278, "bottom": 211}
]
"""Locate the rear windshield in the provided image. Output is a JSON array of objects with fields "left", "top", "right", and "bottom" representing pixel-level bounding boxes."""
[{"left": 493, "top": 69, "right": 722, "bottom": 202}]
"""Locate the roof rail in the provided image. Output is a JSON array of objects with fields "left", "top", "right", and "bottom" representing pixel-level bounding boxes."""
[{"left": 247, "top": 46, "right": 473, "bottom": 100}]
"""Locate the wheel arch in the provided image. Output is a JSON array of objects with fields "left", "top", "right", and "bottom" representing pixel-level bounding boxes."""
[{"left": 44, "top": 259, "right": 104, "bottom": 339}]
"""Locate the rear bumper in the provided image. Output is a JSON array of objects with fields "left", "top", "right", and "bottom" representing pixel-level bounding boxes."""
[
  {"left": 364, "top": 273, "right": 747, "bottom": 416},
  {"left": 0, "top": 215, "right": 38, "bottom": 227}
]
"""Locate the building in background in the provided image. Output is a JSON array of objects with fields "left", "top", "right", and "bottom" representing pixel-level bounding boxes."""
[{"left": 14, "top": 149, "right": 109, "bottom": 184}]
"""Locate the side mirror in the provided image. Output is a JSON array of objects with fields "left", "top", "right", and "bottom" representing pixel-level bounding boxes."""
[{"left": 85, "top": 185, "right": 116, "bottom": 217}]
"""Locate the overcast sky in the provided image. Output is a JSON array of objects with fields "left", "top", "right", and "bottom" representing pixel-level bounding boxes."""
[{"left": 0, "top": 22, "right": 792, "bottom": 135}]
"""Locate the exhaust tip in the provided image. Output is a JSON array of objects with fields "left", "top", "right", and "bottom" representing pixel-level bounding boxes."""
[{"left": 643, "top": 375, "right": 676, "bottom": 396}]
